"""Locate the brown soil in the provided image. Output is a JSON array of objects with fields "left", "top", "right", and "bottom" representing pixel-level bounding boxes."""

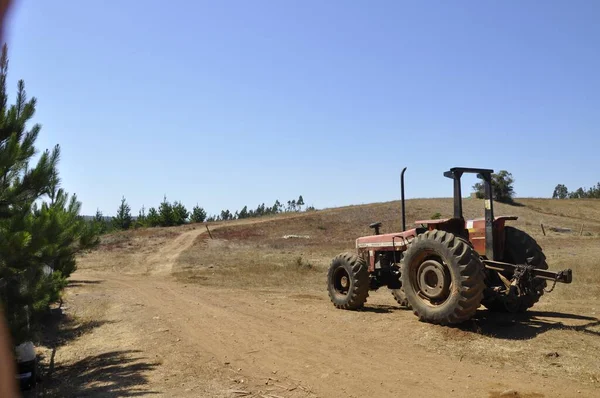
[{"left": 31, "top": 198, "right": 600, "bottom": 397}]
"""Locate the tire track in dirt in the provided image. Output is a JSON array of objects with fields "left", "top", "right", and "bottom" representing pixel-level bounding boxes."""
[
  {"left": 145, "top": 228, "right": 204, "bottom": 275},
  {"left": 67, "top": 216, "right": 599, "bottom": 397},
  {"left": 145, "top": 215, "right": 304, "bottom": 276},
  {"left": 95, "top": 274, "right": 597, "bottom": 398}
]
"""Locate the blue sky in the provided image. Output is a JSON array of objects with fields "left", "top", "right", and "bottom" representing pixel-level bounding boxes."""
[{"left": 4, "top": 1, "right": 600, "bottom": 216}]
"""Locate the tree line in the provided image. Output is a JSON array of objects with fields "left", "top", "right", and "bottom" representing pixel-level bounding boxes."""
[
  {"left": 94, "top": 195, "right": 206, "bottom": 233},
  {"left": 471, "top": 171, "right": 600, "bottom": 202},
  {"left": 99, "top": 194, "right": 314, "bottom": 232},
  {"left": 207, "top": 195, "right": 313, "bottom": 222},
  {"left": 0, "top": 46, "right": 100, "bottom": 345},
  {"left": 552, "top": 183, "right": 600, "bottom": 199}
]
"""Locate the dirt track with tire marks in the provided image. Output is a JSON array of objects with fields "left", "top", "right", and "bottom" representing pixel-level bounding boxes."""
[{"left": 46, "top": 222, "right": 599, "bottom": 397}]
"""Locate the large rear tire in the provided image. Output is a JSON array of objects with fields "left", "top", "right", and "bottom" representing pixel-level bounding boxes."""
[
  {"left": 327, "top": 252, "right": 369, "bottom": 310},
  {"left": 401, "top": 230, "right": 485, "bottom": 325},
  {"left": 482, "top": 226, "right": 548, "bottom": 312}
]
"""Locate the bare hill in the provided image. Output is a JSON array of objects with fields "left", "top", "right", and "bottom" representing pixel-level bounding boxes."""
[{"left": 49, "top": 197, "right": 600, "bottom": 397}]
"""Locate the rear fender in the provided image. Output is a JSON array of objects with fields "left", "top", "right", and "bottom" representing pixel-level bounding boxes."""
[{"left": 466, "top": 216, "right": 518, "bottom": 257}]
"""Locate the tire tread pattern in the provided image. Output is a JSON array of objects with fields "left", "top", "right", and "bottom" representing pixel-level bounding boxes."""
[
  {"left": 401, "top": 230, "right": 485, "bottom": 325},
  {"left": 327, "top": 252, "right": 369, "bottom": 310}
]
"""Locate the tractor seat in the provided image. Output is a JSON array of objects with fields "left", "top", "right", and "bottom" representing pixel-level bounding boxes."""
[{"left": 369, "top": 222, "right": 382, "bottom": 235}]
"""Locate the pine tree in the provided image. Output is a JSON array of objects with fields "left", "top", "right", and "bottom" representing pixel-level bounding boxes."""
[
  {"left": 93, "top": 208, "right": 108, "bottom": 234},
  {"left": 0, "top": 45, "right": 99, "bottom": 343},
  {"left": 112, "top": 196, "right": 132, "bottom": 230},
  {"left": 158, "top": 196, "right": 174, "bottom": 226},
  {"left": 135, "top": 206, "right": 147, "bottom": 228},
  {"left": 190, "top": 205, "right": 207, "bottom": 223},
  {"left": 94, "top": 209, "right": 104, "bottom": 223},
  {"left": 172, "top": 201, "right": 189, "bottom": 225},
  {"left": 146, "top": 207, "right": 160, "bottom": 227}
]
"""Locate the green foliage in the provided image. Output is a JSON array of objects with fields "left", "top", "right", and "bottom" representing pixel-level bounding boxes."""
[
  {"left": 172, "top": 201, "right": 189, "bottom": 225},
  {"left": 158, "top": 196, "right": 174, "bottom": 226},
  {"left": 146, "top": 207, "right": 160, "bottom": 227},
  {"left": 0, "top": 45, "right": 99, "bottom": 343},
  {"left": 237, "top": 205, "right": 249, "bottom": 219},
  {"left": 113, "top": 194, "right": 310, "bottom": 228},
  {"left": 552, "top": 184, "right": 569, "bottom": 199},
  {"left": 93, "top": 209, "right": 110, "bottom": 234},
  {"left": 112, "top": 196, "right": 132, "bottom": 230},
  {"left": 123, "top": 197, "right": 190, "bottom": 227},
  {"left": 190, "top": 205, "right": 206, "bottom": 223},
  {"left": 134, "top": 206, "right": 146, "bottom": 229},
  {"left": 431, "top": 212, "right": 442, "bottom": 220},
  {"left": 473, "top": 170, "right": 515, "bottom": 204},
  {"left": 566, "top": 183, "right": 600, "bottom": 199},
  {"left": 297, "top": 195, "right": 304, "bottom": 210},
  {"left": 220, "top": 209, "right": 233, "bottom": 220},
  {"left": 272, "top": 200, "right": 282, "bottom": 214}
]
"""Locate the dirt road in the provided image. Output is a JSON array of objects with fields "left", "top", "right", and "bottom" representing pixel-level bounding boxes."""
[{"left": 45, "top": 225, "right": 599, "bottom": 398}]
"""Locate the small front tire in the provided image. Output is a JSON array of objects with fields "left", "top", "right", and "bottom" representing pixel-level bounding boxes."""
[{"left": 327, "top": 252, "right": 369, "bottom": 310}]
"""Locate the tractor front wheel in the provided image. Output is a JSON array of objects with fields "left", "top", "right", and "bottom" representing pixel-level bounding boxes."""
[
  {"left": 327, "top": 253, "right": 369, "bottom": 310},
  {"left": 401, "top": 230, "right": 485, "bottom": 325}
]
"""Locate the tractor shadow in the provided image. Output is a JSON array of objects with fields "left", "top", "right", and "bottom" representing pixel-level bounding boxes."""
[
  {"left": 460, "top": 310, "right": 600, "bottom": 340},
  {"left": 359, "top": 304, "right": 411, "bottom": 314}
]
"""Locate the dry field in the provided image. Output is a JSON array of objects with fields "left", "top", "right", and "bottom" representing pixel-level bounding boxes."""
[{"left": 28, "top": 198, "right": 600, "bottom": 397}]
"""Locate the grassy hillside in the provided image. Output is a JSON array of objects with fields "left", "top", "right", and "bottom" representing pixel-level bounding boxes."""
[
  {"left": 73, "top": 197, "right": 600, "bottom": 389},
  {"left": 171, "top": 198, "right": 600, "bottom": 302}
]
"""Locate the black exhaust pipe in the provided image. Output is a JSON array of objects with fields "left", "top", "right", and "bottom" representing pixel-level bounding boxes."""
[{"left": 401, "top": 167, "right": 407, "bottom": 231}]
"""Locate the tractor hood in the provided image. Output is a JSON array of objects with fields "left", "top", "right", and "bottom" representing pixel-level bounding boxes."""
[{"left": 356, "top": 228, "right": 418, "bottom": 250}]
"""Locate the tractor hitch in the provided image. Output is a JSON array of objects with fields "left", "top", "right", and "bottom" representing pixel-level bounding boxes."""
[{"left": 482, "top": 260, "right": 573, "bottom": 284}]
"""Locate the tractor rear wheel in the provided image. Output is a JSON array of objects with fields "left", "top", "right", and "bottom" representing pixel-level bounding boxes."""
[
  {"left": 327, "top": 252, "right": 369, "bottom": 310},
  {"left": 401, "top": 230, "right": 485, "bottom": 325},
  {"left": 482, "top": 226, "right": 548, "bottom": 312}
]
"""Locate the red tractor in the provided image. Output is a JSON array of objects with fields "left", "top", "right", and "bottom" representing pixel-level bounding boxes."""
[{"left": 327, "top": 167, "right": 572, "bottom": 325}]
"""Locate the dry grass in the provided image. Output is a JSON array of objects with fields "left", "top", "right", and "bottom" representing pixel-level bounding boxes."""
[
  {"left": 170, "top": 198, "right": 600, "bottom": 385},
  {"left": 173, "top": 232, "right": 323, "bottom": 289},
  {"left": 77, "top": 226, "right": 186, "bottom": 274},
  {"left": 76, "top": 197, "right": 600, "bottom": 387},
  {"left": 174, "top": 198, "right": 600, "bottom": 293}
]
